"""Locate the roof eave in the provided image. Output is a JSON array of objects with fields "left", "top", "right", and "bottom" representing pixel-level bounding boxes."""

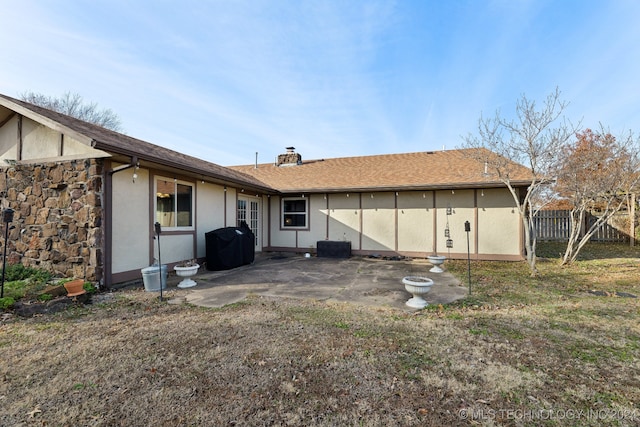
[
  {"left": 277, "top": 181, "right": 532, "bottom": 194},
  {"left": 94, "top": 140, "right": 277, "bottom": 194}
]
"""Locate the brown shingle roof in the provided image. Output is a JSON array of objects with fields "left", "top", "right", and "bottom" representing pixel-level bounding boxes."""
[
  {"left": 0, "top": 94, "right": 274, "bottom": 193},
  {"left": 230, "top": 149, "right": 532, "bottom": 193}
]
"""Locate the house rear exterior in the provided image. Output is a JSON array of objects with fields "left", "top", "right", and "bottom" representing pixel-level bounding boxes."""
[
  {"left": 0, "top": 94, "right": 530, "bottom": 288},
  {"left": 232, "top": 148, "right": 529, "bottom": 261}
]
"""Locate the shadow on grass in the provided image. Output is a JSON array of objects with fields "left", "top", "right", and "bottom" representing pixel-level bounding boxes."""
[
  {"left": 445, "top": 241, "right": 640, "bottom": 308},
  {"left": 536, "top": 241, "right": 639, "bottom": 261}
]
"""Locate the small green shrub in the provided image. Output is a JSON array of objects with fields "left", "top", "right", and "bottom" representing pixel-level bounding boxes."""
[
  {"left": 38, "top": 293, "right": 53, "bottom": 302},
  {"left": 1, "top": 264, "right": 52, "bottom": 284},
  {"left": 0, "top": 297, "right": 15, "bottom": 310},
  {"left": 83, "top": 282, "right": 97, "bottom": 294},
  {"left": 0, "top": 264, "right": 53, "bottom": 301},
  {"left": 3, "top": 280, "right": 28, "bottom": 300}
]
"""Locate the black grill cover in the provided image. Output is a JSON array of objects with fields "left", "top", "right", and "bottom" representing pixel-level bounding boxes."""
[{"left": 205, "top": 223, "right": 255, "bottom": 271}]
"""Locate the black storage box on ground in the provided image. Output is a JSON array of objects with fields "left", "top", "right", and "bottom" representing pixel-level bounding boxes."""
[
  {"left": 316, "top": 240, "right": 351, "bottom": 258},
  {"left": 206, "top": 225, "right": 255, "bottom": 271}
]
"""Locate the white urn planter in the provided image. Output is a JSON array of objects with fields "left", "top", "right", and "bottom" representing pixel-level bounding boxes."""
[
  {"left": 402, "top": 276, "right": 434, "bottom": 309},
  {"left": 174, "top": 264, "right": 200, "bottom": 288},
  {"left": 427, "top": 255, "right": 446, "bottom": 273}
]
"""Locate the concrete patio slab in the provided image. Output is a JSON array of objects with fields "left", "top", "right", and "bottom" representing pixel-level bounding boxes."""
[{"left": 164, "top": 253, "right": 468, "bottom": 311}]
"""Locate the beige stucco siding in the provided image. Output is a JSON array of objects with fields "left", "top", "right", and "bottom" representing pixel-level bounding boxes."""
[
  {"left": 59, "top": 135, "right": 99, "bottom": 156},
  {"left": 262, "top": 189, "right": 522, "bottom": 259},
  {"left": 269, "top": 196, "right": 296, "bottom": 247},
  {"left": 153, "top": 234, "right": 194, "bottom": 264},
  {"left": 226, "top": 187, "right": 237, "bottom": 227},
  {"left": 477, "top": 188, "right": 521, "bottom": 255},
  {"left": 111, "top": 167, "right": 151, "bottom": 274},
  {"left": 0, "top": 115, "right": 106, "bottom": 162},
  {"left": 361, "top": 192, "right": 395, "bottom": 251},
  {"left": 435, "top": 190, "right": 476, "bottom": 254},
  {"left": 298, "top": 195, "right": 328, "bottom": 249},
  {"left": 328, "top": 194, "right": 361, "bottom": 248},
  {"left": 21, "top": 119, "right": 60, "bottom": 159},
  {"left": 397, "top": 191, "right": 434, "bottom": 253},
  {"left": 0, "top": 114, "right": 19, "bottom": 161},
  {"left": 271, "top": 227, "right": 297, "bottom": 247},
  {"left": 112, "top": 170, "right": 208, "bottom": 273},
  {"left": 196, "top": 182, "right": 226, "bottom": 258},
  {"left": 0, "top": 116, "right": 61, "bottom": 160},
  {"left": 113, "top": 176, "right": 243, "bottom": 276},
  {"left": 260, "top": 195, "right": 268, "bottom": 250}
]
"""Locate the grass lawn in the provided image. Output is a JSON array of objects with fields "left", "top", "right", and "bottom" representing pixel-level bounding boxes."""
[{"left": 1, "top": 242, "right": 639, "bottom": 426}]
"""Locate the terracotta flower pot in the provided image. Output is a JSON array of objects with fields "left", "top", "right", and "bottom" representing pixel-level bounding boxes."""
[{"left": 64, "top": 279, "right": 86, "bottom": 297}]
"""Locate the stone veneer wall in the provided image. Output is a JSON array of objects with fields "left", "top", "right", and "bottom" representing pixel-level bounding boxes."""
[{"left": 0, "top": 159, "right": 104, "bottom": 283}]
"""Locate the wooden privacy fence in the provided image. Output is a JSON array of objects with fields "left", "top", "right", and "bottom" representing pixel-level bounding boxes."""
[{"left": 534, "top": 210, "right": 629, "bottom": 242}]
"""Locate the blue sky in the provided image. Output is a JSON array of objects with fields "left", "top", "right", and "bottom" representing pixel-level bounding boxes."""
[{"left": 1, "top": 0, "right": 639, "bottom": 166}]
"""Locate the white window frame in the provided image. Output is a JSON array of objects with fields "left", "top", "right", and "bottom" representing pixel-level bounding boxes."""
[
  {"left": 281, "top": 197, "right": 308, "bottom": 229},
  {"left": 154, "top": 176, "right": 195, "bottom": 231}
]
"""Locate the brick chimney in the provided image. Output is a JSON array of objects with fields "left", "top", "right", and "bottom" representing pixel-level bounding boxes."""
[{"left": 277, "top": 147, "right": 302, "bottom": 167}]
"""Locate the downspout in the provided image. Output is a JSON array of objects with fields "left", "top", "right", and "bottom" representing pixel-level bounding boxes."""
[
  {"left": 103, "top": 155, "right": 139, "bottom": 289},
  {"left": 17, "top": 115, "right": 23, "bottom": 161}
]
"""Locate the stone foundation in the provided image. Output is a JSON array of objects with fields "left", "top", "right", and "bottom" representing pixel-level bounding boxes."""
[{"left": 0, "top": 159, "right": 104, "bottom": 283}]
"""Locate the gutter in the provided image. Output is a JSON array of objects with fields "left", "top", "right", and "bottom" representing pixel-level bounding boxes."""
[
  {"left": 276, "top": 181, "right": 533, "bottom": 195},
  {"left": 107, "top": 156, "right": 138, "bottom": 175}
]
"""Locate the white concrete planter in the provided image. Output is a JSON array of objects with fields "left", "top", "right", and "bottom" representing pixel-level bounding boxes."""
[
  {"left": 402, "top": 276, "right": 433, "bottom": 309},
  {"left": 427, "top": 255, "right": 446, "bottom": 273},
  {"left": 174, "top": 264, "right": 199, "bottom": 288}
]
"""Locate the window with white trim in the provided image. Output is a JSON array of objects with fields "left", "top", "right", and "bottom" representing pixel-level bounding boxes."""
[
  {"left": 282, "top": 197, "right": 307, "bottom": 229},
  {"left": 155, "top": 177, "right": 194, "bottom": 229}
]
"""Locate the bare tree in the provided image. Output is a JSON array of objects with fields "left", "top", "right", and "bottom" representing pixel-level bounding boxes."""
[
  {"left": 461, "top": 88, "right": 577, "bottom": 276},
  {"left": 554, "top": 127, "right": 640, "bottom": 264},
  {"left": 19, "top": 91, "right": 123, "bottom": 132}
]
